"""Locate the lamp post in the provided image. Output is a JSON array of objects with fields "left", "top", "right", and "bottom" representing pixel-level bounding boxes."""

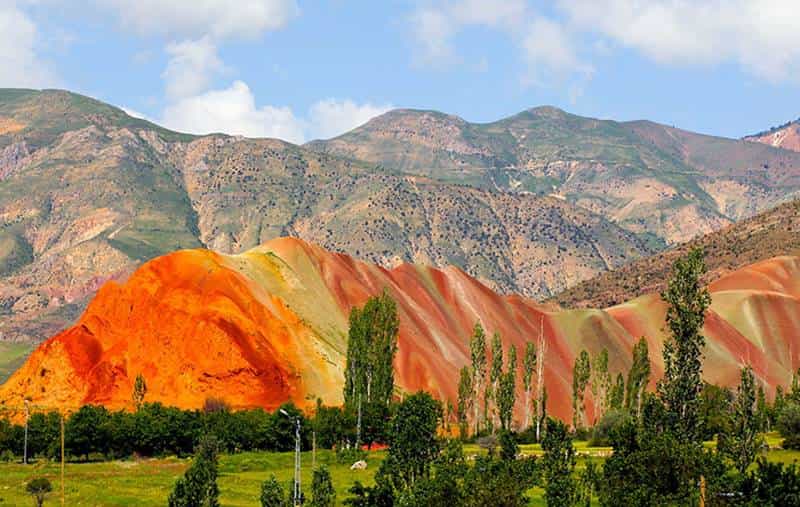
[{"left": 280, "top": 409, "right": 302, "bottom": 506}]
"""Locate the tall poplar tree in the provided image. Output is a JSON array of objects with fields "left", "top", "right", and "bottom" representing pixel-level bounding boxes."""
[
  {"left": 488, "top": 332, "right": 504, "bottom": 432},
  {"left": 498, "top": 345, "right": 517, "bottom": 431},
  {"left": 719, "top": 365, "right": 763, "bottom": 474},
  {"left": 523, "top": 341, "right": 536, "bottom": 429},
  {"left": 469, "top": 322, "right": 487, "bottom": 435},
  {"left": 572, "top": 350, "right": 591, "bottom": 430},
  {"left": 343, "top": 290, "right": 399, "bottom": 443},
  {"left": 625, "top": 337, "right": 651, "bottom": 419},
  {"left": 658, "top": 247, "right": 711, "bottom": 443},
  {"left": 590, "top": 348, "right": 611, "bottom": 423},
  {"left": 457, "top": 366, "right": 473, "bottom": 439}
]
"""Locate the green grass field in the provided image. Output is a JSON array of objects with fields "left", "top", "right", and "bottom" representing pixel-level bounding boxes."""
[{"left": 0, "top": 440, "right": 797, "bottom": 506}]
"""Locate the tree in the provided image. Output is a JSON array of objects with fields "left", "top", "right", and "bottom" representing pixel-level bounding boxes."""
[
  {"left": 756, "top": 384, "right": 770, "bottom": 432},
  {"left": 310, "top": 466, "right": 336, "bottom": 507},
  {"left": 719, "top": 366, "right": 764, "bottom": 474},
  {"left": 260, "top": 476, "right": 288, "bottom": 507},
  {"left": 343, "top": 291, "right": 399, "bottom": 445},
  {"left": 624, "top": 337, "right": 650, "bottom": 419},
  {"left": 572, "top": 350, "right": 591, "bottom": 430},
  {"left": 658, "top": 247, "right": 710, "bottom": 443},
  {"left": 469, "top": 323, "right": 487, "bottom": 435},
  {"left": 488, "top": 332, "right": 504, "bottom": 432},
  {"left": 66, "top": 405, "right": 111, "bottom": 460},
  {"left": 535, "top": 317, "right": 547, "bottom": 442},
  {"left": 456, "top": 366, "right": 473, "bottom": 439},
  {"left": 168, "top": 435, "right": 220, "bottom": 507},
  {"left": 522, "top": 341, "right": 536, "bottom": 430},
  {"left": 777, "top": 402, "right": 800, "bottom": 450},
  {"left": 698, "top": 383, "right": 733, "bottom": 441},
  {"left": 26, "top": 477, "right": 52, "bottom": 507},
  {"left": 497, "top": 345, "right": 517, "bottom": 431},
  {"left": 542, "top": 418, "right": 577, "bottom": 507},
  {"left": 609, "top": 372, "right": 625, "bottom": 411},
  {"left": 590, "top": 348, "right": 611, "bottom": 423},
  {"left": 133, "top": 373, "right": 147, "bottom": 410},
  {"left": 383, "top": 392, "right": 442, "bottom": 491}
]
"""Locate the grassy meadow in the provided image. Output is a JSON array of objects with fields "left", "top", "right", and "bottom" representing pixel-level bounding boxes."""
[{"left": 2, "top": 439, "right": 792, "bottom": 506}]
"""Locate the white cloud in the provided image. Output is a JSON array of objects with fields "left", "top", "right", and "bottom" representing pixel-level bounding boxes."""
[
  {"left": 96, "top": 0, "right": 299, "bottom": 40},
  {"left": 556, "top": 0, "right": 800, "bottom": 82},
  {"left": 522, "top": 17, "right": 593, "bottom": 85},
  {"left": 410, "top": 0, "right": 526, "bottom": 66},
  {"left": 307, "top": 99, "right": 392, "bottom": 140},
  {"left": 0, "top": 3, "right": 57, "bottom": 87},
  {"left": 162, "top": 37, "right": 226, "bottom": 100},
  {"left": 160, "top": 80, "right": 389, "bottom": 143},
  {"left": 161, "top": 80, "right": 306, "bottom": 142}
]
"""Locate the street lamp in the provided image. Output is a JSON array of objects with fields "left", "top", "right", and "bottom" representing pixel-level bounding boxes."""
[{"left": 280, "top": 409, "right": 302, "bottom": 506}]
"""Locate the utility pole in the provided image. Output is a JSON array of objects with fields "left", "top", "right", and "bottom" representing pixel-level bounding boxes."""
[
  {"left": 61, "top": 411, "right": 65, "bottom": 507},
  {"left": 280, "top": 409, "right": 302, "bottom": 506},
  {"left": 23, "top": 399, "right": 29, "bottom": 465}
]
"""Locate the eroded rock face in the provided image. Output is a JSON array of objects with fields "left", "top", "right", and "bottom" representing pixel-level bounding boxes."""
[
  {"left": 746, "top": 121, "right": 800, "bottom": 153},
  {"left": 2, "top": 238, "right": 799, "bottom": 423},
  {"left": 0, "top": 91, "right": 654, "bottom": 345}
]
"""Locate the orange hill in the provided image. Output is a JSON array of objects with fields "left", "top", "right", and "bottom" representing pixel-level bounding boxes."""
[{"left": 1, "top": 238, "right": 800, "bottom": 424}]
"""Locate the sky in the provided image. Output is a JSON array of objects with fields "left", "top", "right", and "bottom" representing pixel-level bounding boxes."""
[{"left": 2, "top": 0, "right": 799, "bottom": 144}]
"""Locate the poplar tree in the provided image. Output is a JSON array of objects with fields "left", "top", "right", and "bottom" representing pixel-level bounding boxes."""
[
  {"left": 469, "top": 322, "right": 487, "bottom": 435},
  {"left": 719, "top": 365, "right": 763, "bottom": 474},
  {"left": 133, "top": 373, "right": 147, "bottom": 410},
  {"left": 625, "top": 337, "right": 651, "bottom": 419},
  {"left": 343, "top": 290, "right": 399, "bottom": 444},
  {"left": 488, "top": 332, "right": 504, "bottom": 432},
  {"left": 522, "top": 341, "right": 536, "bottom": 429},
  {"left": 498, "top": 345, "right": 517, "bottom": 431},
  {"left": 658, "top": 247, "right": 711, "bottom": 443},
  {"left": 590, "top": 348, "right": 611, "bottom": 423},
  {"left": 457, "top": 366, "right": 473, "bottom": 439},
  {"left": 535, "top": 317, "right": 547, "bottom": 441},
  {"left": 572, "top": 350, "right": 591, "bottom": 430},
  {"left": 609, "top": 373, "right": 625, "bottom": 411}
]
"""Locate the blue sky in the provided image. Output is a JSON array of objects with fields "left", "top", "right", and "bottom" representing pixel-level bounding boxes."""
[{"left": 3, "top": 1, "right": 799, "bottom": 143}]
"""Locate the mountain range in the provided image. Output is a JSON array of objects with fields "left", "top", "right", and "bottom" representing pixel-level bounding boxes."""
[
  {"left": 0, "top": 89, "right": 798, "bottom": 354},
  {"left": 2, "top": 237, "right": 798, "bottom": 423}
]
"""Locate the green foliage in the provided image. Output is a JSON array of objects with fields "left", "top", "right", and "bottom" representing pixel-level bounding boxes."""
[
  {"left": 597, "top": 412, "right": 710, "bottom": 506},
  {"left": 590, "top": 348, "right": 611, "bottom": 423},
  {"left": 589, "top": 409, "right": 631, "bottom": 447},
  {"left": 624, "top": 337, "right": 651, "bottom": 418},
  {"left": 572, "top": 350, "right": 591, "bottom": 430},
  {"left": 699, "top": 383, "right": 733, "bottom": 441},
  {"left": 65, "top": 405, "right": 111, "bottom": 459},
  {"left": 498, "top": 430, "right": 518, "bottom": 461},
  {"left": 26, "top": 477, "right": 52, "bottom": 507},
  {"left": 497, "top": 344, "right": 516, "bottom": 431},
  {"left": 456, "top": 366, "right": 472, "bottom": 439},
  {"left": 27, "top": 411, "right": 61, "bottom": 459},
  {"left": 310, "top": 466, "right": 336, "bottom": 507},
  {"left": 313, "top": 400, "right": 354, "bottom": 450},
  {"left": 167, "top": 435, "right": 220, "bottom": 507},
  {"left": 133, "top": 373, "right": 147, "bottom": 409},
  {"left": 718, "top": 366, "right": 764, "bottom": 473},
  {"left": 382, "top": 392, "right": 442, "bottom": 491},
  {"left": 609, "top": 373, "right": 625, "bottom": 411},
  {"left": 777, "top": 402, "right": 800, "bottom": 450},
  {"left": 658, "top": 247, "right": 711, "bottom": 444},
  {"left": 469, "top": 322, "right": 487, "bottom": 435},
  {"left": 344, "top": 291, "right": 399, "bottom": 445},
  {"left": 523, "top": 341, "right": 537, "bottom": 429},
  {"left": 542, "top": 418, "right": 577, "bottom": 507},
  {"left": 738, "top": 458, "right": 800, "bottom": 505},
  {"left": 260, "top": 476, "right": 288, "bottom": 507}
]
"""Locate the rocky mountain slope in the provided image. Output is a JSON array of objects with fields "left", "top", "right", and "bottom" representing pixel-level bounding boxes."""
[
  {"left": 2, "top": 238, "right": 798, "bottom": 423},
  {"left": 745, "top": 119, "right": 800, "bottom": 152},
  {"left": 553, "top": 199, "right": 800, "bottom": 308},
  {"left": 309, "top": 107, "right": 800, "bottom": 247},
  {"left": 0, "top": 89, "right": 649, "bottom": 344}
]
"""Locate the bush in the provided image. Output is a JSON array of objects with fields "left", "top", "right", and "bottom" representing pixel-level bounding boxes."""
[
  {"left": 0, "top": 449, "right": 14, "bottom": 463},
  {"left": 310, "top": 466, "right": 336, "bottom": 507},
  {"left": 26, "top": 477, "right": 52, "bottom": 507},
  {"left": 260, "top": 476, "right": 288, "bottom": 507},
  {"left": 590, "top": 410, "right": 631, "bottom": 447},
  {"left": 739, "top": 458, "right": 800, "bottom": 504},
  {"left": 777, "top": 402, "right": 800, "bottom": 450}
]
